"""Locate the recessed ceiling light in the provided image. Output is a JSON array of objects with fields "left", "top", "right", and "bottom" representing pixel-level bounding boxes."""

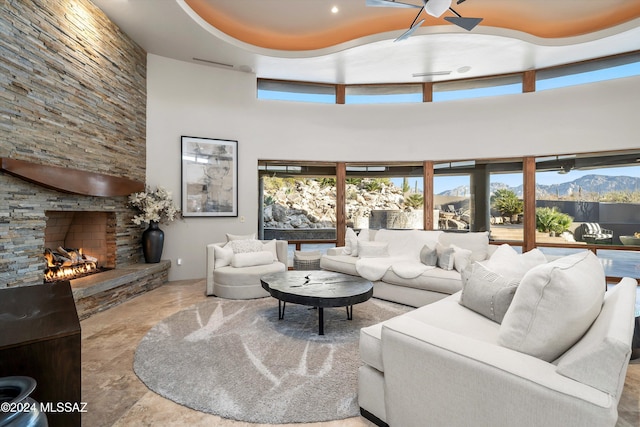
[
  {"left": 457, "top": 66, "right": 471, "bottom": 73},
  {"left": 331, "top": 6, "right": 339, "bottom": 13}
]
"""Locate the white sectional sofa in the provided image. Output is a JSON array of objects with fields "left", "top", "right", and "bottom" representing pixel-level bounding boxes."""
[
  {"left": 320, "top": 228, "right": 492, "bottom": 307},
  {"left": 358, "top": 249, "right": 637, "bottom": 427}
]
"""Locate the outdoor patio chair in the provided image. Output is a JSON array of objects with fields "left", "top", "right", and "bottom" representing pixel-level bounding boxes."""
[{"left": 580, "top": 222, "right": 614, "bottom": 244}]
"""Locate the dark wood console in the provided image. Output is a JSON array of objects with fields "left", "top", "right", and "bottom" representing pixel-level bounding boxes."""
[{"left": 0, "top": 281, "right": 81, "bottom": 427}]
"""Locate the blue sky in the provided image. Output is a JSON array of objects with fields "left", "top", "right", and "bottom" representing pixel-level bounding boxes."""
[{"left": 392, "top": 166, "right": 640, "bottom": 194}]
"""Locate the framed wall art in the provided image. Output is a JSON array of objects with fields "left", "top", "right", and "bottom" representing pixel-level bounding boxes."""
[{"left": 181, "top": 136, "right": 238, "bottom": 217}]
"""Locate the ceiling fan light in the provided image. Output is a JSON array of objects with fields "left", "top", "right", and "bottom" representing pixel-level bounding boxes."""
[{"left": 424, "top": 0, "right": 452, "bottom": 18}]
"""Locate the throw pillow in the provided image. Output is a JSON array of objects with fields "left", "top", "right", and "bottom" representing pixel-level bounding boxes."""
[
  {"left": 419, "top": 244, "right": 438, "bottom": 266},
  {"left": 358, "top": 228, "right": 370, "bottom": 242},
  {"left": 498, "top": 251, "right": 606, "bottom": 362},
  {"left": 226, "top": 233, "right": 256, "bottom": 241},
  {"left": 438, "top": 231, "right": 489, "bottom": 262},
  {"left": 460, "top": 262, "right": 519, "bottom": 323},
  {"left": 213, "top": 245, "right": 234, "bottom": 268},
  {"left": 231, "top": 251, "right": 274, "bottom": 268},
  {"left": 436, "top": 243, "right": 455, "bottom": 270},
  {"left": 485, "top": 244, "right": 547, "bottom": 280},
  {"left": 262, "top": 239, "right": 279, "bottom": 261},
  {"left": 451, "top": 244, "right": 473, "bottom": 273},
  {"left": 358, "top": 241, "right": 390, "bottom": 258},
  {"left": 343, "top": 227, "right": 359, "bottom": 256},
  {"left": 226, "top": 239, "right": 265, "bottom": 254}
]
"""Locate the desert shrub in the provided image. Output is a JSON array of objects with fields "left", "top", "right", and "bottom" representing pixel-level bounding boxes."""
[
  {"left": 404, "top": 193, "right": 424, "bottom": 209},
  {"left": 536, "top": 207, "right": 573, "bottom": 234},
  {"left": 491, "top": 189, "right": 524, "bottom": 217}
]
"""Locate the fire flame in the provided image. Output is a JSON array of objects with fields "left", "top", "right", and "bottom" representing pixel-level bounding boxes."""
[
  {"left": 44, "top": 247, "right": 99, "bottom": 283},
  {"left": 44, "top": 262, "right": 98, "bottom": 282}
]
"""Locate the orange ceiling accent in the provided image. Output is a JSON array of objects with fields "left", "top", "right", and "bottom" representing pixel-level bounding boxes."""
[{"left": 185, "top": 0, "right": 640, "bottom": 51}]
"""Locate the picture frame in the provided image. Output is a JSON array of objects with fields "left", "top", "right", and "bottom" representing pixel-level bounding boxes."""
[{"left": 181, "top": 136, "right": 238, "bottom": 217}]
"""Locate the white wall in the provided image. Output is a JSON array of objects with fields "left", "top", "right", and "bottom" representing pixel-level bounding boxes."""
[{"left": 146, "top": 53, "right": 640, "bottom": 281}]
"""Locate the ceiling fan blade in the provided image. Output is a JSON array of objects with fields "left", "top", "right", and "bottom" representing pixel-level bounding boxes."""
[
  {"left": 366, "top": 0, "right": 422, "bottom": 8},
  {"left": 444, "top": 16, "right": 483, "bottom": 31},
  {"left": 394, "top": 18, "right": 425, "bottom": 42}
]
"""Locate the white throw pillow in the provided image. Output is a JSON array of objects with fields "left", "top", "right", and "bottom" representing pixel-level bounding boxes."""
[
  {"left": 262, "top": 239, "right": 279, "bottom": 261},
  {"left": 486, "top": 244, "right": 547, "bottom": 280},
  {"left": 226, "top": 233, "right": 256, "bottom": 241},
  {"left": 358, "top": 228, "right": 370, "bottom": 242},
  {"left": 438, "top": 231, "right": 489, "bottom": 262},
  {"left": 343, "top": 227, "right": 359, "bottom": 256},
  {"left": 231, "top": 251, "right": 274, "bottom": 268},
  {"left": 436, "top": 242, "right": 455, "bottom": 270},
  {"left": 226, "top": 239, "right": 265, "bottom": 254},
  {"left": 451, "top": 244, "right": 473, "bottom": 273},
  {"left": 358, "top": 241, "right": 390, "bottom": 258},
  {"left": 213, "top": 245, "right": 234, "bottom": 268},
  {"left": 498, "top": 251, "right": 605, "bottom": 362}
]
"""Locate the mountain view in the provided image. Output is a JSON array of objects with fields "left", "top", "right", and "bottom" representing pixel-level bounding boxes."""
[{"left": 439, "top": 174, "right": 640, "bottom": 199}]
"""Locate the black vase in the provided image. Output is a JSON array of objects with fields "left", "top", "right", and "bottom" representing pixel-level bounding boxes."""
[
  {"left": 0, "top": 376, "right": 48, "bottom": 427},
  {"left": 142, "top": 221, "right": 164, "bottom": 263}
]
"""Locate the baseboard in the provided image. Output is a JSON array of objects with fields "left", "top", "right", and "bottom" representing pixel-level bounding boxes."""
[{"left": 360, "top": 407, "right": 389, "bottom": 427}]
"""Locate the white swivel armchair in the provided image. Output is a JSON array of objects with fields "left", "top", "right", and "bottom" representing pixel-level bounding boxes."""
[{"left": 206, "top": 239, "right": 288, "bottom": 299}]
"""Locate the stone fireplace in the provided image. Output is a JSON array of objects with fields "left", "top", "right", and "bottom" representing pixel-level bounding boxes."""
[{"left": 0, "top": 159, "right": 171, "bottom": 319}]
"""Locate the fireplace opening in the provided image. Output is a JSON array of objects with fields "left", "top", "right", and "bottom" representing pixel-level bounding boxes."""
[{"left": 44, "top": 211, "right": 116, "bottom": 283}]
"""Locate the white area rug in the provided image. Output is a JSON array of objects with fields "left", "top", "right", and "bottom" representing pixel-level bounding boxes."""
[{"left": 133, "top": 296, "right": 409, "bottom": 424}]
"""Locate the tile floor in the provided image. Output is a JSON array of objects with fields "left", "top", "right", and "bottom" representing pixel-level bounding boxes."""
[{"left": 82, "top": 280, "right": 639, "bottom": 426}]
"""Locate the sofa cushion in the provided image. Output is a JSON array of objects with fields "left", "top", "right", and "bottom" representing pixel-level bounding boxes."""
[
  {"left": 374, "top": 229, "right": 442, "bottom": 260},
  {"left": 231, "top": 251, "right": 274, "bottom": 268},
  {"left": 360, "top": 323, "right": 385, "bottom": 372},
  {"left": 498, "top": 251, "right": 605, "bottom": 362},
  {"left": 319, "top": 254, "right": 358, "bottom": 276},
  {"left": 381, "top": 267, "right": 463, "bottom": 295},
  {"left": 360, "top": 292, "right": 500, "bottom": 373},
  {"left": 438, "top": 231, "right": 489, "bottom": 262},
  {"left": 214, "top": 262, "right": 286, "bottom": 286},
  {"left": 460, "top": 262, "right": 519, "bottom": 323},
  {"left": 358, "top": 241, "right": 390, "bottom": 258},
  {"left": 405, "top": 292, "right": 501, "bottom": 343}
]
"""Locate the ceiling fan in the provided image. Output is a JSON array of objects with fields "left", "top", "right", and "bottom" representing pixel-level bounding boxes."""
[{"left": 366, "top": 0, "right": 483, "bottom": 41}]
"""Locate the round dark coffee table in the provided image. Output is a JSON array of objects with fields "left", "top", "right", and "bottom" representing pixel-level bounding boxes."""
[{"left": 261, "top": 270, "right": 373, "bottom": 335}]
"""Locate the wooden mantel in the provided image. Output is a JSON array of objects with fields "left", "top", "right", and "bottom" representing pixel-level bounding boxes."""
[{"left": 0, "top": 157, "right": 145, "bottom": 197}]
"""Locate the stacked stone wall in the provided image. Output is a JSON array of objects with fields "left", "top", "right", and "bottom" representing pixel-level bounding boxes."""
[{"left": 0, "top": 0, "right": 147, "bottom": 287}]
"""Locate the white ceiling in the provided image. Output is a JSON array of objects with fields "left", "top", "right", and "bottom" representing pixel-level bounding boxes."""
[{"left": 91, "top": 0, "right": 640, "bottom": 84}]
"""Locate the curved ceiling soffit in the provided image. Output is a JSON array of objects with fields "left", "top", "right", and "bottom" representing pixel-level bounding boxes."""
[
  {"left": 181, "top": 0, "right": 640, "bottom": 53},
  {"left": 177, "top": 0, "right": 640, "bottom": 63}
]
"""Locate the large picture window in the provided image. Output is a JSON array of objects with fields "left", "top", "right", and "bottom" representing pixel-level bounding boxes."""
[{"left": 258, "top": 150, "right": 640, "bottom": 279}]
